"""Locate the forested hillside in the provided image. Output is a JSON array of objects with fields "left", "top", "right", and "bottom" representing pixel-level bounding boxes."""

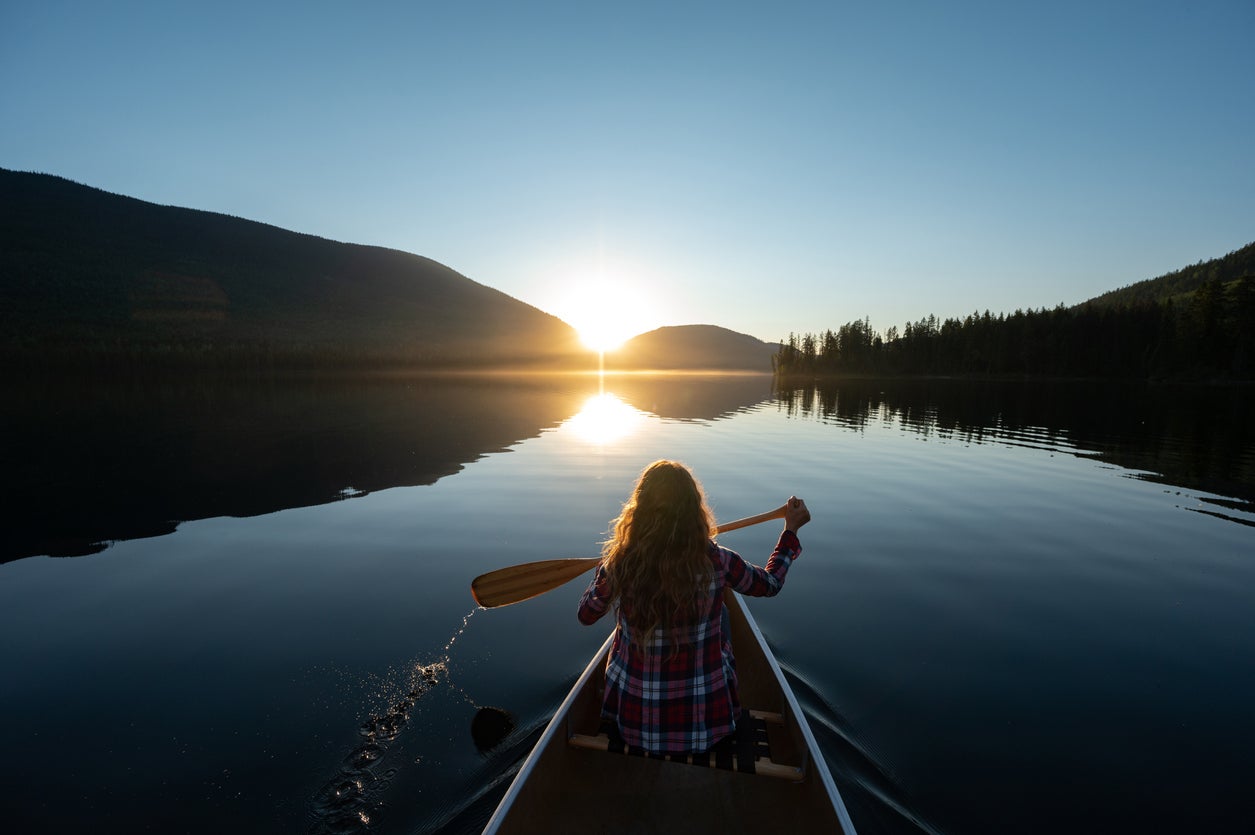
[
  {"left": 1085, "top": 241, "right": 1255, "bottom": 309},
  {"left": 0, "top": 169, "right": 586, "bottom": 371},
  {"left": 776, "top": 243, "right": 1255, "bottom": 381}
]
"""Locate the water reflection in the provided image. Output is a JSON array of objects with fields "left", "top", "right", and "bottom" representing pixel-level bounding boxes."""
[
  {"left": 1, "top": 373, "right": 777, "bottom": 563},
  {"left": 9, "top": 373, "right": 1250, "bottom": 562},
  {"left": 610, "top": 373, "right": 775, "bottom": 421},
  {"left": 0, "top": 375, "right": 586, "bottom": 563},
  {"left": 561, "top": 393, "right": 645, "bottom": 445},
  {"left": 776, "top": 378, "right": 1255, "bottom": 523}
]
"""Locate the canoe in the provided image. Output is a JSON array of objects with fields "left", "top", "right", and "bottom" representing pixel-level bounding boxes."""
[{"left": 481, "top": 589, "right": 858, "bottom": 834}]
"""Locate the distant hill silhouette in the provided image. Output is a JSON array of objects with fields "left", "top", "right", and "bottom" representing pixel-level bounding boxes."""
[
  {"left": 606, "top": 325, "right": 777, "bottom": 372},
  {"left": 0, "top": 168, "right": 586, "bottom": 370},
  {"left": 1082, "top": 240, "right": 1255, "bottom": 309}
]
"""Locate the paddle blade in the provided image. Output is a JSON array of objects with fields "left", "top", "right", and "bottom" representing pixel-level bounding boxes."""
[{"left": 471, "top": 557, "right": 601, "bottom": 609}]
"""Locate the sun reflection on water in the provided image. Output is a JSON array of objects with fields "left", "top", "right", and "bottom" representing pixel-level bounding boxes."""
[{"left": 563, "top": 393, "right": 645, "bottom": 445}]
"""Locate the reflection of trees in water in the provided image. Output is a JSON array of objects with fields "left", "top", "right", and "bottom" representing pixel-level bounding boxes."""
[{"left": 775, "top": 378, "right": 1255, "bottom": 513}]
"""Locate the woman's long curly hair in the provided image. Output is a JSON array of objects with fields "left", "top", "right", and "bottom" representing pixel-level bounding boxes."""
[{"left": 601, "top": 460, "right": 716, "bottom": 654}]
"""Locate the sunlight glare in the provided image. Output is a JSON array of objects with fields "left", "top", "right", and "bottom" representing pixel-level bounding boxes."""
[
  {"left": 554, "top": 279, "right": 658, "bottom": 352},
  {"left": 562, "top": 393, "right": 644, "bottom": 445}
]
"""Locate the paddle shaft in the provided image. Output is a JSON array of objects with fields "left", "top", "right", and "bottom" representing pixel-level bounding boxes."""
[{"left": 470, "top": 503, "right": 790, "bottom": 609}]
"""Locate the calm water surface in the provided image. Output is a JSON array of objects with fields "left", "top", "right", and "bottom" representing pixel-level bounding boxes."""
[{"left": 2, "top": 374, "right": 1252, "bottom": 834}]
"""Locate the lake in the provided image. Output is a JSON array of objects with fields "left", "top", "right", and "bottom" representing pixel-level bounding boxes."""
[{"left": 2, "top": 373, "right": 1252, "bottom": 834}]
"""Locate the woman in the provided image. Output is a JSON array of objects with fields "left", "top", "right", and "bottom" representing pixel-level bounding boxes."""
[{"left": 577, "top": 459, "right": 810, "bottom": 754}]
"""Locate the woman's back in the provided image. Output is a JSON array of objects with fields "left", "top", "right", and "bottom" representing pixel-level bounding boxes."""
[{"left": 577, "top": 459, "right": 810, "bottom": 754}]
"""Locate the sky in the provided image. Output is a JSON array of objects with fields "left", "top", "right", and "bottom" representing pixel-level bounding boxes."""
[{"left": 3, "top": 1, "right": 1253, "bottom": 346}]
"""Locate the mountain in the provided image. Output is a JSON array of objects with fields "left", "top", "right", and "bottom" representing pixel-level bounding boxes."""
[
  {"left": 1081, "top": 240, "right": 1255, "bottom": 309},
  {"left": 0, "top": 168, "right": 586, "bottom": 370},
  {"left": 606, "top": 324, "right": 777, "bottom": 372}
]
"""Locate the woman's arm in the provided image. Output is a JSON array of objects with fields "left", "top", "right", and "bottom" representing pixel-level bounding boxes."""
[
  {"left": 723, "top": 496, "right": 809, "bottom": 597},
  {"left": 577, "top": 564, "right": 612, "bottom": 624},
  {"left": 722, "top": 529, "right": 802, "bottom": 597}
]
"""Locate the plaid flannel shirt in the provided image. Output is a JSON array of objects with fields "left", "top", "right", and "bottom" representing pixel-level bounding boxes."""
[{"left": 576, "top": 530, "right": 801, "bottom": 754}]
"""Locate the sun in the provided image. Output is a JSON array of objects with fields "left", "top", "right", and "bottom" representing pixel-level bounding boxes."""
[
  {"left": 554, "top": 279, "right": 656, "bottom": 353},
  {"left": 579, "top": 322, "right": 632, "bottom": 353}
]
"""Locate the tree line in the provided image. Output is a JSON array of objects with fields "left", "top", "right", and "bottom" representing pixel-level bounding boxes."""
[{"left": 775, "top": 276, "right": 1255, "bottom": 381}]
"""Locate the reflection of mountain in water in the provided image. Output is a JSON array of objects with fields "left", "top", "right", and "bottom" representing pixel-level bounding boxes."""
[
  {"left": 777, "top": 378, "right": 1255, "bottom": 521},
  {"left": 608, "top": 374, "right": 774, "bottom": 421},
  {"left": 2, "top": 375, "right": 590, "bottom": 563},
  {"left": 3, "top": 374, "right": 778, "bottom": 564}
]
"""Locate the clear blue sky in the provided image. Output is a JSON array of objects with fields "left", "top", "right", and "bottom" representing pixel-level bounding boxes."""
[{"left": 3, "top": 1, "right": 1252, "bottom": 345}]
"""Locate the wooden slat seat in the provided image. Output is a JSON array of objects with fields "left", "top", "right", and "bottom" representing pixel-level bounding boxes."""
[{"left": 568, "top": 709, "right": 804, "bottom": 781}]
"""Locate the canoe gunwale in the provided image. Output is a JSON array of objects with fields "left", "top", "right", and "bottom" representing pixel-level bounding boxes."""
[{"left": 730, "top": 591, "right": 858, "bottom": 833}]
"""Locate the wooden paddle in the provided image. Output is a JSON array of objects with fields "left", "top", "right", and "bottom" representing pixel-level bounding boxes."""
[{"left": 470, "top": 504, "right": 789, "bottom": 609}]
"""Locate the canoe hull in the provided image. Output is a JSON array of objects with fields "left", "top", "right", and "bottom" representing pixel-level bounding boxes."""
[{"left": 482, "top": 591, "right": 857, "bottom": 834}]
